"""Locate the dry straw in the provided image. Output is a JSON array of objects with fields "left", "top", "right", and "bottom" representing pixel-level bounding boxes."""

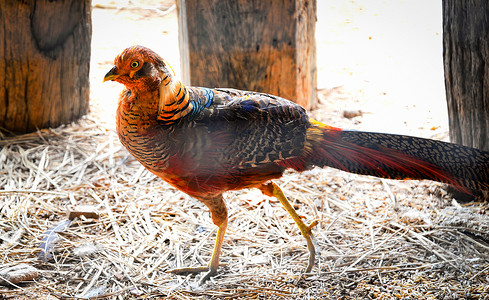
[{"left": 1, "top": 114, "right": 489, "bottom": 299}]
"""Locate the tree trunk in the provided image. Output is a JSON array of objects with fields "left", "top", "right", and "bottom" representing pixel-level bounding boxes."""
[
  {"left": 177, "top": 0, "right": 317, "bottom": 110},
  {"left": 443, "top": 0, "right": 489, "bottom": 151},
  {"left": 0, "top": 0, "right": 92, "bottom": 133}
]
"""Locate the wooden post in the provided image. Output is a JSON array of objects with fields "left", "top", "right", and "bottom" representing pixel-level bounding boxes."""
[
  {"left": 177, "top": 0, "right": 317, "bottom": 110},
  {"left": 0, "top": 0, "right": 91, "bottom": 133},
  {"left": 443, "top": 0, "right": 489, "bottom": 151}
]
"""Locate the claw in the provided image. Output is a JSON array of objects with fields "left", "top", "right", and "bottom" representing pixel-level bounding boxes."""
[
  {"left": 167, "top": 265, "right": 219, "bottom": 284},
  {"left": 198, "top": 268, "right": 218, "bottom": 284},
  {"left": 167, "top": 266, "right": 210, "bottom": 275},
  {"left": 308, "top": 219, "right": 319, "bottom": 231}
]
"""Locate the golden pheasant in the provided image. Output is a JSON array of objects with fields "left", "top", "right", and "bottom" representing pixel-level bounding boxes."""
[{"left": 104, "top": 45, "right": 489, "bottom": 283}]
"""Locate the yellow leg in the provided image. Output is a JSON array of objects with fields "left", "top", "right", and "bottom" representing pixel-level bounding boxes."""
[
  {"left": 167, "top": 219, "right": 227, "bottom": 283},
  {"left": 259, "top": 181, "right": 319, "bottom": 274},
  {"left": 167, "top": 195, "right": 228, "bottom": 284}
]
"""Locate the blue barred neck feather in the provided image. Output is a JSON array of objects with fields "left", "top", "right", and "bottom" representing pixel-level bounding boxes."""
[{"left": 157, "top": 78, "right": 194, "bottom": 124}]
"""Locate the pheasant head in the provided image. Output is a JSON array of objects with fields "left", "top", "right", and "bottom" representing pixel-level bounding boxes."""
[
  {"left": 103, "top": 45, "right": 175, "bottom": 92},
  {"left": 104, "top": 46, "right": 193, "bottom": 124}
]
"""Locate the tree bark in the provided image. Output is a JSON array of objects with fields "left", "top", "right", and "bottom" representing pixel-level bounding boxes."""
[
  {"left": 0, "top": 0, "right": 92, "bottom": 133},
  {"left": 443, "top": 0, "right": 489, "bottom": 150},
  {"left": 177, "top": 0, "right": 317, "bottom": 109}
]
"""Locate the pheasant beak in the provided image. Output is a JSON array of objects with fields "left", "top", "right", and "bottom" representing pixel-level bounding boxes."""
[{"left": 103, "top": 66, "right": 120, "bottom": 82}]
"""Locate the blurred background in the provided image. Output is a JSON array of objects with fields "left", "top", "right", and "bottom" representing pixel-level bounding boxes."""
[{"left": 92, "top": 0, "right": 448, "bottom": 137}]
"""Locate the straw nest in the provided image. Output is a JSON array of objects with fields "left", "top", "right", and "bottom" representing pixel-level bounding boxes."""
[{"left": 2, "top": 1, "right": 489, "bottom": 299}]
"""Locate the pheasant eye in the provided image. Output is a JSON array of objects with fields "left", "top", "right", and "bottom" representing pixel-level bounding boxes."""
[{"left": 130, "top": 61, "right": 139, "bottom": 68}]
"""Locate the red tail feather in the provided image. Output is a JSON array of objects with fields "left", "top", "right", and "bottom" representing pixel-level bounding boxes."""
[{"left": 303, "top": 119, "right": 468, "bottom": 192}]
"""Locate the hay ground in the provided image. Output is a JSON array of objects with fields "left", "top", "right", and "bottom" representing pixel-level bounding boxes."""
[{"left": 2, "top": 1, "right": 489, "bottom": 299}]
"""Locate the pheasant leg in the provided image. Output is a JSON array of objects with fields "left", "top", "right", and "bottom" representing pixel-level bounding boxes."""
[
  {"left": 167, "top": 219, "right": 227, "bottom": 283},
  {"left": 259, "top": 181, "right": 319, "bottom": 274},
  {"left": 167, "top": 195, "right": 228, "bottom": 284}
]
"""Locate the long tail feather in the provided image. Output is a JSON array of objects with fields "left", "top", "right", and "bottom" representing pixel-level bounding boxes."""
[{"left": 306, "top": 121, "right": 489, "bottom": 191}]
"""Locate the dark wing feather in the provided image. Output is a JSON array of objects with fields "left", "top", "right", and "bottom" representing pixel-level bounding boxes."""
[{"left": 173, "top": 88, "right": 311, "bottom": 176}]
